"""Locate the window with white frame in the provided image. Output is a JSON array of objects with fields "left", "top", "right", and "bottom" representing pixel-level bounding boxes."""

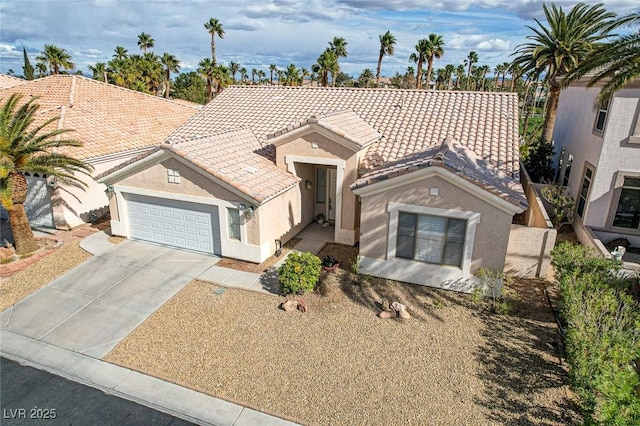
[
  {"left": 167, "top": 169, "right": 181, "bottom": 184},
  {"left": 228, "top": 208, "right": 241, "bottom": 240},
  {"left": 612, "top": 177, "right": 640, "bottom": 230},
  {"left": 594, "top": 98, "right": 609, "bottom": 133},
  {"left": 396, "top": 212, "right": 467, "bottom": 267},
  {"left": 577, "top": 165, "right": 594, "bottom": 219}
]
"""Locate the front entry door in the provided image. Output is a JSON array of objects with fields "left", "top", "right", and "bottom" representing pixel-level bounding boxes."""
[{"left": 327, "top": 169, "right": 337, "bottom": 221}]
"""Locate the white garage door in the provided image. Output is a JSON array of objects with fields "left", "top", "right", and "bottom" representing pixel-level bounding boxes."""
[{"left": 125, "top": 194, "right": 221, "bottom": 255}]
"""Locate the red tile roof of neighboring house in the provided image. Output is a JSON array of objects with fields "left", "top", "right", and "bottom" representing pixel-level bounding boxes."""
[
  {"left": 0, "top": 75, "right": 199, "bottom": 161},
  {"left": 0, "top": 74, "right": 27, "bottom": 89},
  {"left": 352, "top": 138, "right": 528, "bottom": 209}
]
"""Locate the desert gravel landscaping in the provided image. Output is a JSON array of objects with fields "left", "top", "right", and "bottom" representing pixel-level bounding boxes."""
[
  {"left": 106, "top": 259, "right": 581, "bottom": 425},
  {"left": 0, "top": 241, "right": 91, "bottom": 311}
]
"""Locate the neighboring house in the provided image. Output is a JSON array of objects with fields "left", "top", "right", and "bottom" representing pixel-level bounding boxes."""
[
  {"left": 552, "top": 78, "right": 640, "bottom": 248},
  {"left": 98, "top": 86, "right": 527, "bottom": 291},
  {"left": 0, "top": 75, "right": 199, "bottom": 229},
  {"left": 0, "top": 73, "right": 27, "bottom": 89}
]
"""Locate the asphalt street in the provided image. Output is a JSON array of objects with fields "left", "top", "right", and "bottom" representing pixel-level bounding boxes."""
[{"left": 0, "top": 357, "right": 194, "bottom": 425}]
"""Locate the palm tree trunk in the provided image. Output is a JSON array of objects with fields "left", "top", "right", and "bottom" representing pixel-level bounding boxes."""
[
  {"left": 376, "top": 53, "right": 383, "bottom": 87},
  {"left": 8, "top": 174, "right": 38, "bottom": 254},
  {"left": 103, "top": 71, "right": 108, "bottom": 83},
  {"left": 416, "top": 60, "right": 423, "bottom": 89},
  {"left": 211, "top": 38, "right": 216, "bottom": 66},
  {"left": 425, "top": 59, "right": 433, "bottom": 90},
  {"left": 8, "top": 205, "right": 38, "bottom": 254},
  {"left": 542, "top": 79, "right": 560, "bottom": 144}
]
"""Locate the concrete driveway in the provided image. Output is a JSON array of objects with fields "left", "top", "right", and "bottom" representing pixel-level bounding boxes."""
[{"left": 0, "top": 241, "right": 218, "bottom": 358}]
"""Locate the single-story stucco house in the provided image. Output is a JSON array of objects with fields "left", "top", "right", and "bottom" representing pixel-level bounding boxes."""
[
  {"left": 0, "top": 74, "right": 199, "bottom": 230},
  {"left": 98, "top": 86, "right": 528, "bottom": 291}
]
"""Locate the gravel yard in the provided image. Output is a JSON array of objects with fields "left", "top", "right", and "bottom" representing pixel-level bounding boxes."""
[
  {"left": 0, "top": 241, "right": 91, "bottom": 311},
  {"left": 106, "top": 263, "right": 580, "bottom": 425}
]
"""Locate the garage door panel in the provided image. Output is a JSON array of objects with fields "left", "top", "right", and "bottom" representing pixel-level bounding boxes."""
[{"left": 125, "top": 194, "right": 220, "bottom": 255}]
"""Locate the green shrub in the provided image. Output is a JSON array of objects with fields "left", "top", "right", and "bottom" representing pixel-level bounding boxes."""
[
  {"left": 551, "top": 243, "right": 640, "bottom": 424},
  {"left": 278, "top": 251, "right": 321, "bottom": 295},
  {"left": 520, "top": 136, "right": 554, "bottom": 183},
  {"left": 541, "top": 183, "right": 576, "bottom": 230}
]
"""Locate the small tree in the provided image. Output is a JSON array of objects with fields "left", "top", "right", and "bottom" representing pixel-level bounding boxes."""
[
  {"left": 475, "top": 268, "right": 511, "bottom": 313},
  {"left": 278, "top": 252, "right": 321, "bottom": 295},
  {"left": 541, "top": 183, "right": 576, "bottom": 230}
]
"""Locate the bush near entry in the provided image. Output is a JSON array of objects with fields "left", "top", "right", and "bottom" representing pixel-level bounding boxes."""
[
  {"left": 278, "top": 251, "right": 321, "bottom": 295},
  {"left": 551, "top": 242, "right": 640, "bottom": 425}
]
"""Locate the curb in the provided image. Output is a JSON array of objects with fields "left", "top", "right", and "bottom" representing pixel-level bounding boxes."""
[{"left": 0, "top": 240, "right": 63, "bottom": 278}]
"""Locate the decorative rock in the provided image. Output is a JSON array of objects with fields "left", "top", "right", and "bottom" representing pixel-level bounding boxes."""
[
  {"left": 380, "top": 298, "right": 391, "bottom": 311},
  {"left": 391, "top": 302, "right": 407, "bottom": 312},
  {"left": 398, "top": 309, "right": 411, "bottom": 319},
  {"left": 281, "top": 299, "right": 299, "bottom": 312},
  {"left": 379, "top": 310, "right": 396, "bottom": 319},
  {"left": 0, "top": 247, "right": 13, "bottom": 259},
  {"left": 297, "top": 298, "right": 307, "bottom": 313}
]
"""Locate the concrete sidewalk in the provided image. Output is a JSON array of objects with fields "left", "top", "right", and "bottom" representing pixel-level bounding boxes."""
[{"left": 1, "top": 330, "right": 297, "bottom": 426}]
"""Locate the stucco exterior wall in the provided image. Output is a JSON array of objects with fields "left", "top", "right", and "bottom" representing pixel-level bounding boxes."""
[
  {"left": 51, "top": 157, "right": 129, "bottom": 229},
  {"left": 505, "top": 224, "right": 556, "bottom": 278},
  {"left": 553, "top": 85, "right": 640, "bottom": 232},
  {"left": 358, "top": 174, "right": 513, "bottom": 291},
  {"left": 107, "top": 157, "right": 270, "bottom": 261},
  {"left": 275, "top": 132, "right": 360, "bottom": 244},
  {"left": 118, "top": 158, "right": 243, "bottom": 202}
]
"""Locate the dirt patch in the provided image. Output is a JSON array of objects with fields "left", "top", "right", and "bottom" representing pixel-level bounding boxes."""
[
  {"left": 216, "top": 238, "right": 302, "bottom": 273},
  {"left": 106, "top": 271, "right": 579, "bottom": 425},
  {"left": 107, "top": 236, "right": 126, "bottom": 245}
]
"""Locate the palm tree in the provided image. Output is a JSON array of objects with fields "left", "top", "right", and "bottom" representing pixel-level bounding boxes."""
[
  {"left": 512, "top": 2, "right": 622, "bottom": 143},
  {"left": 251, "top": 68, "right": 257, "bottom": 84},
  {"left": 35, "top": 61, "right": 47, "bottom": 78},
  {"left": 36, "top": 44, "right": 74, "bottom": 75},
  {"left": 566, "top": 11, "right": 640, "bottom": 104},
  {"left": 258, "top": 69, "right": 266, "bottom": 84},
  {"left": 494, "top": 63, "right": 506, "bottom": 91},
  {"left": 509, "top": 62, "right": 523, "bottom": 92},
  {"left": 137, "top": 32, "right": 154, "bottom": 53},
  {"left": 113, "top": 46, "right": 128, "bottom": 60},
  {"left": 500, "top": 61, "right": 511, "bottom": 89},
  {"left": 240, "top": 67, "right": 248, "bottom": 84},
  {"left": 160, "top": 53, "right": 180, "bottom": 98},
  {"left": 423, "top": 34, "right": 445, "bottom": 90},
  {"left": 88, "top": 62, "right": 108, "bottom": 83},
  {"left": 479, "top": 65, "right": 491, "bottom": 91},
  {"left": 376, "top": 30, "right": 396, "bottom": 87},
  {"left": 358, "top": 68, "right": 374, "bottom": 88},
  {"left": 284, "top": 63, "right": 300, "bottom": 86},
  {"left": 228, "top": 61, "right": 240, "bottom": 83},
  {"left": 465, "top": 51, "right": 478, "bottom": 90},
  {"left": 0, "top": 94, "right": 93, "bottom": 254},
  {"left": 212, "top": 65, "right": 230, "bottom": 94},
  {"left": 269, "top": 64, "right": 278, "bottom": 85},
  {"left": 198, "top": 58, "right": 215, "bottom": 101},
  {"left": 455, "top": 64, "right": 466, "bottom": 89},
  {"left": 444, "top": 64, "right": 455, "bottom": 90},
  {"left": 411, "top": 39, "right": 429, "bottom": 89},
  {"left": 329, "top": 37, "right": 347, "bottom": 87},
  {"left": 313, "top": 49, "right": 338, "bottom": 87},
  {"left": 204, "top": 18, "right": 224, "bottom": 66}
]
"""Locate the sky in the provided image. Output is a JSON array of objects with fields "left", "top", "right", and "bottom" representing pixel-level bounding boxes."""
[{"left": 1, "top": 0, "right": 638, "bottom": 79}]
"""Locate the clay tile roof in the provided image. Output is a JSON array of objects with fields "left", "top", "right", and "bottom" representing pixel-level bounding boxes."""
[
  {"left": 170, "top": 86, "right": 520, "bottom": 178},
  {"left": 352, "top": 138, "right": 527, "bottom": 209},
  {"left": 163, "top": 86, "right": 521, "bottom": 203},
  {"left": 267, "top": 109, "right": 382, "bottom": 148},
  {"left": 0, "top": 74, "right": 27, "bottom": 89},
  {"left": 169, "top": 127, "right": 300, "bottom": 204},
  {"left": 0, "top": 75, "right": 199, "bottom": 161}
]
